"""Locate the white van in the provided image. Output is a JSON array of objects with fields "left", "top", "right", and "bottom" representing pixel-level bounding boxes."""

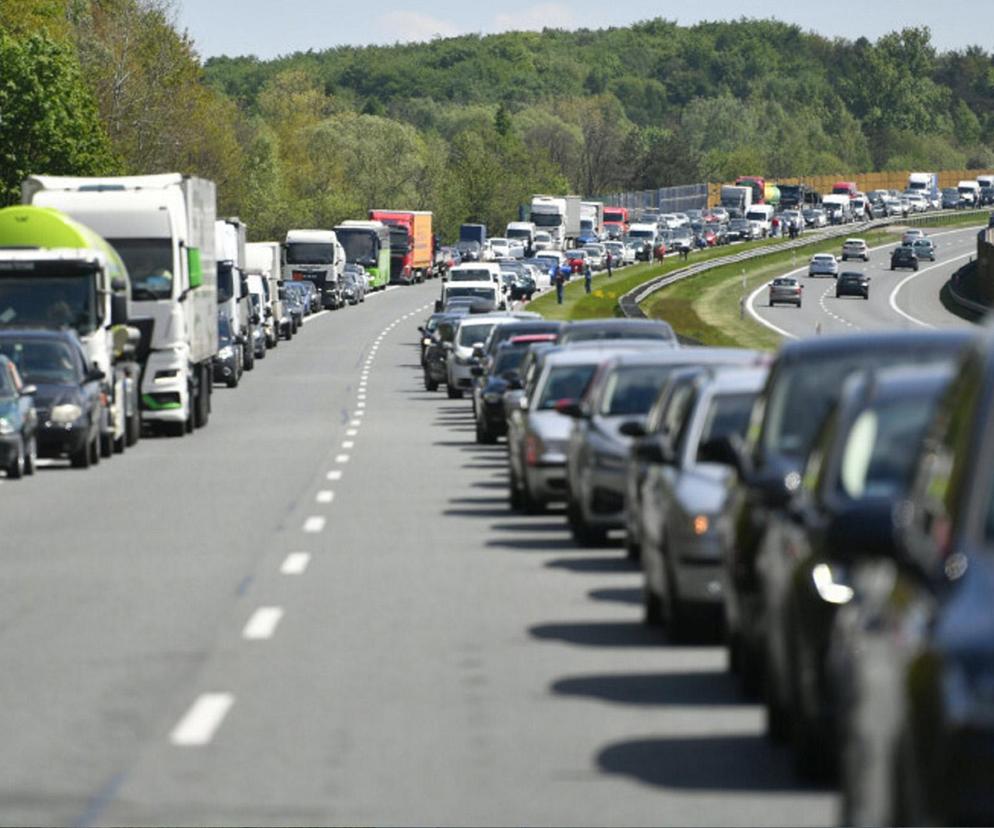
[
  {"left": 447, "top": 262, "right": 502, "bottom": 284},
  {"left": 958, "top": 180, "right": 981, "bottom": 206},
  {"left": 437, "top": 280, "right": 505, "bottom": 313},
  {"left": 745, "top": 204, "right": 775, "bottom": 236}
]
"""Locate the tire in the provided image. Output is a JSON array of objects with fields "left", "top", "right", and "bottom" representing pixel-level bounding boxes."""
[
  {"left": 70, "top": 438, "right": 91, "bottom": 468},
  {"left": 643, "top": 584, "right": 663, "bottom": 626},
  {"left": 243, "top": 346, "right": 255, "bottom": 372},
  {"left": 114, "top": 429, "right": 126, "bottom": 454},
  {"left": 226, "top": 373, "right": 238, "bottom": 388},
  {"left": 6, "top": 438, "right": 24, "bottom": 479},
  {"left": 194, "top": 368, "right": 210, "bottom": 429},
  {"left": 126, "top": 408, "right": 140, "bottom": 447},
  {"left": 521, "top": 475, "right": 544, "bottom": 515},
  {"left": 765, "top": 646, "right": 790, "bottom": 743},
  {"left": 23, "top": 435, "right": 36, "bottom": 475},
  {"left": 476, "top": 418, "right": 496, "bottom": 445},
  {"left": 164, "top": 420, "right": 185, "bottom": 438},
  {"left": 446, "top": 385, "right": 463, "bottom": 400},
  {"left": 89, "top": 434, "right": 100, "bottom": 466},
  {"left": 509, "top": 466, "right": 524, "bottom": 511},
  {"left": 424, "top": 373, "right": 439, "bottom": 392},
  {"left": 100, "top": 430, "right": 113, "bottom": 458}
]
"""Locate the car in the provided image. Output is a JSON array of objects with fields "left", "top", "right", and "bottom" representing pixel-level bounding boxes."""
[
  {"left": 720, "top": 330, "right": 975, "bottom": 699},
  {"left": 759, "top": 365, "right": 953, "bottom": 778},
  {"left": 841, "top": 238, "right": 869, "bottom": 262},
  {"left": 638, "top": 366, "right": 768, "bottom": 638},
  {"left": 901, "top": 228, "right": 924, "bottom": 244},
  {"left": 890, "top": 245, "right": 919, "bottom": 271},
  {"left": 803, "top": 207, "right": 828, "bottom": 228},
  {"left": 341, "top": 269, "right": 366, "bottom": 305},
  {"left": 282, "top": 283, "right": 305, "bottom": 330},
  {"left": 835, "top": 271, "right": 870, "bottom": 299},
  {"left": 780, "top": 210, "right": 805, "bottom": 234},
  {"left": 882, "top": 196, "right": 905, "bottom": 217},
  {"left": 564, "top": 248, "right": 588, "bottom": 274},
  {"left": 726, "top": 218, "right": 754, "bottom": 242},
  {"left": 904, "top": 192, "right": 929, "bottom": 213},
  {"left": 559, "top": 318, "right": 677, "bottom": 347},
  {"left": 829, "top": 331, "right": 994, "bottom": 824},
  {"left": 455, "top": 240, "right": 482, "bottom": 262},
  {"left": 911, "top": 237, "right": 936, "bottom": 261},
  {"left": 583, "top": 243, "right": 606, "bottom": 271},
  {"left": 769, "top": 277, "right": 803, "bottom": 307},
  {"left": 212, "top": 313, "right": 243, "bottom": 388},
  {"left": 941, "top": 187, "right": 962, "bottom": 209},
  {"left": 445, "top": 315, "right": 515, "bottom": 400},
  {"left": 294, "top": 279, "right": 319, "bottom": 313},
  {"left": 472, "top": 336, "right": 551, "bottom": 444},
  {"left": 808, "top": 253, "right": 839, "bottom": 278},
  {"left": 0, "top": 328, "right": 104, "bottom": 467},
  {"left": 0, "top": 354, "right": 37, "bottom": 478}
]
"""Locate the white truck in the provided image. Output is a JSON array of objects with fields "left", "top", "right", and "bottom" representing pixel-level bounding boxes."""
[
  {"left": 282, "top": 229, "right": 345, "bottom": 310},
  {"left": 24, "top": 173, "right": 218, "bottom": 436},
  {"left": 720, "top": 185, "right": 753, "bottom": 216},
  {"left": 564, "top": 195, "right": 582, "bottom": 246},
  {"left": 745, "top": 204, "right": 776, "bottom": 237},
  {"left": 246, "top": 241, "right": 291, "bottom": 344},
  {"left": 530, "top": 196, "right": 568, "bottom": 250},
  {"left": 821, "top": 194, "right": 853, "bottom": 224},
  {"left": 215, "top": 218, "right": 256, "bottom": 372},
  {"left": 0, "top": 205, "right": 143, "bottom": 454},
  {"left": 907, "top": 172, "right": 940, "bottom": 208},
  {"left": 626, "top": 222, "right": 658, "bottom": 261},
  {"left": 580, "top": 201, "right": 604, "bottom": 239},
  {"left": 505, "top": 221, "right": 535, "bottom": 253},
  {"left": 958, "top": 180, "right": 981, "bottom": 207}
]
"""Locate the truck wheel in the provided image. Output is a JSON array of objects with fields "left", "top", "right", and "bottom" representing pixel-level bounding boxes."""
[
  {"left": 195, "top": 368, "right": 210, "bottom": 429},
  {"left": 114, "top": 428, "right": 126, "bottom": 454},
  {"left": 89, "top": 434, "right": 101, "bottom": 466},
  {"left": 23, "top": 436, "right": 36, "bottom": 475},
  {"left": 70, "top": 438, "right": 91, "bottom": 468}
]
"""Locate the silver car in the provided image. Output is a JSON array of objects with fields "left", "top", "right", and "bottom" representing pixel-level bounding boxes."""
[
  {"left": 638, "top": 366, "right": 768, "bottom": 638},
  {"left": 768, "top": 277, "right": 803, "bottom": 307},
  {"left": 808, "top": 253, "right": 839, "bottom": 278},
  {"left": 445, "top": 315, "right": 514, "bottom": 400}
]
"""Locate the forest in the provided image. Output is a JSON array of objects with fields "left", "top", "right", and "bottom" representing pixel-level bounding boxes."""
[{"left": 2, "top": 0, "right": 993, "bottom": 240}]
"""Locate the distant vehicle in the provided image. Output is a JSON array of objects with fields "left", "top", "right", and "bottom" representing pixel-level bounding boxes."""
[
  {"left": 446, "top": 315, "right": 514, "bottom": 400},
  {"left": 911, "top": 237, "right": 936, "bottom": 261},
  {"left": 832, "top": 181, "right": 859, "bottom": 198},
  {"left": 808, "top": 253, "right": 839, "bottom": 278},
  {"left": 768, "top": 277, "right": 803, "bottom": 307},
  {"left": 505, "top": 221, "right": 536, "bottom": 252},
  {"left": 602, "top": 206, "right": 629, "bottom": 239},
  {"left": 841, "top": 238, "right": 869, "bottom": 262},
  {"left": 835, "top": 271, "right": 870, "bottom": 299},
  {"left": 735, "top": 176, "right": 767, "bottom": 205},
  {"left": 335, "top": 220, "right": 391, "bottom": 291},
  {"left": 0, "top": 328, "right": 102, "bottom": 467},
  {"left": 0, "top": 354, "right": 37, "bottom": 478},
  {"left": 901, "top": 228, "right": 925, "bottom": 244},
  {"left": 369, "top": 209, "right": 434, "bottom": 283},
  {"left": 906, "top": 171, "right": 939, "bottom": 207},
  {"left": 957, "top": 179, "right": 981, "bottom": 207},
  {"left": 212, "top": 313, "right": 242, "bottom": 388},
  {"left": 802, "top": 207, "right": 827, "bottom": 227},
  {"left": 341, "top": 268, "right": 366, "bottom": 305},
  {"left": 283, "top": 229, "right": 345, "bottom": 309},
  {"left": 890, "top": 246, "right": 919, "bottom": 271},
  {"left": 583, "top": 243, "right": 606, "bottom": 270},
  {"left": 941, "top": 187, "right": 962, "bottom": 209}
]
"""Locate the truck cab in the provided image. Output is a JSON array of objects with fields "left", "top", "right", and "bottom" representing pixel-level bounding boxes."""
[
  {"left": 530, "top": 196, "right": 567, "bottom": 250},
  {"left": 283, "top": 229, "right": 345, "bottom": 309},
  {"left": 505, "top": 221, "right": 536, "bottom": 253}
]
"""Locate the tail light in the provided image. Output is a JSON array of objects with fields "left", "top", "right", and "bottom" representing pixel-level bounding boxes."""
[{"left": 525, "top": 434, "right": 542, "bottom": 466}]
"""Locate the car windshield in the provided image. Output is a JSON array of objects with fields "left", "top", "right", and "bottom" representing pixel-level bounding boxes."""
[
  {"left": 451, "top": 269, "right": 493, "bottom": 281},
  {"left": 837, "top": 396, "right": 936, "bottom": 500},
  {"left": 0, "top": 271, "right": 99, "bottom": 335},
  {"left": 697, "top": 392, "right": 758, "bottom": 460},
  {"left": 457, "top": 323, "right": 496, "bottom": 348},
  {"left": 109, "top": 237, "right": 173, "bottom": 301},
  {"left": 531, "top": 214, "right": 562, "bottom": 228},
  {"left": 0, "top": 339, "right": 78, "bottom": 385},
  {"left": 286, "top": 242, "right": 334, "bottom": 265},
  {"left": 537, "top": 364, "right": 598, "bottom": 410},
  {"left": 599, "top": 364, "right": 676, "bottom": 416},
  {"left": 772, "top": 279, "right": 796, "bottom": 287}
]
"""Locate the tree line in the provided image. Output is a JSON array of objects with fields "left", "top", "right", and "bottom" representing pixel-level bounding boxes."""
[{"left": 2, "top": 2, "right": 993, "bottom": 240}]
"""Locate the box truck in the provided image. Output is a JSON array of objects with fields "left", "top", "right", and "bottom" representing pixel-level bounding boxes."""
[
  {"left": 24, "top": 174, "right": 218, "bottom": 436},
  {"left": 580, "top": 201, "right": 604, "bottom": 240},
  {"left": 530, "top": 196, "right": 568, "bottom": 250},
  {"left": 369, "top": 210, "right": 434, "bottom": 283},
  {"left": 246, "top": 241, "right": 290, "bottom": 344},
  {"left": 720, "top": 185, "right": 753, "bottom": 216},
  {"left": 215, "top": 218, "right": 256, "bottom": 371},
  {"left": 0, "top": 205, "right": 143, "bottom": 453}
]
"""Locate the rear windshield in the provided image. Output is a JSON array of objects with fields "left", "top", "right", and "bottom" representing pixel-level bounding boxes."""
[
  {"left": 599, "top": 365, "right": 677, "bottom": 416},
  {"left": 537, "top": 364, "right": 598, "bottom": 410},
  {"left": 458, "top": 324, "right": 496, "bottom": 347},
  {"left": 494, "top": 348, "right": 526, "bottom": 375}
]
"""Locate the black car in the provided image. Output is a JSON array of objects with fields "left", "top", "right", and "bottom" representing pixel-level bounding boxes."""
[
  {"left": 830, "top": 329, "right": 994, "bottom": 825},
  {"left": 481, "top": 320, "right": 563, "bottom": 363},
  {"left": 835, "top": 271, "right": 870, "bottom": 300},
  {"left": 0, "top": 328, "right": 104, "bottom": 468},
  {"left": 720, "top": 330, "right": 975, "bottom": 698},
  {"left": 422, "top": 314, "right": 461, "bottom": 392},
  {"left": 472, "top": 340, "right": 531, "bottom": 443},
  {"left": 890, "top": 245, "right": 919, "bottom": 271},
  {"left": 282, "top": 284, "right": 305, "bottom": 330},
  {"left": 0, "top": 354, "right": 38, "bottom": 478},
  {"left": 759, "top": 365, "right": 952, "bottom": 777},
  {"left": 212, "top": 314, "right": 242, "bottom": 388},
  {"left": 418, "top": 312, "right": 450, "bottom": 367}
]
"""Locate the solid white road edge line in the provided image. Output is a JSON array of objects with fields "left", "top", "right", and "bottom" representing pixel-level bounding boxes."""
[
  {"left": 887, "top": 250, "right": 975, "bottom": 329},
  {"left": 170, "top": 693, "right": 234, "bottom": 746}
]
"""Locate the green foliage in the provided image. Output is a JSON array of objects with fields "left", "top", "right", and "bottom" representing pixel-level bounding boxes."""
[{"left": 0, "top": 31, "right": 117, "bottom": 205}]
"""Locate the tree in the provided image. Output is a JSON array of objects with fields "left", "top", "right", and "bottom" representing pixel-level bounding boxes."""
[{"left": 0, "top": 31, "right": 117, "bottom": 205}]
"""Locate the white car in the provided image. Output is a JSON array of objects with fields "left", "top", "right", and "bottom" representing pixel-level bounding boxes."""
[
  {"left": 841, "top": 238, "right": 869, "bottom": 262},
  {"left": 583, "top": 243, "right": 606, "bottom": 270},
  {"left": 602, "top": 241, "right": 626, "bottom": 266},
  {"left": 446, "top": 315, "right": 515, "bottom": 399},
  {"left": 901, "top": 229, "right": 925, "bottom": 245},
  {"left": 808, "top": 253, "right": 839, "bottom": 278},
  {"left": 532, "top": 231, "right": 553, "bottom": 251}
]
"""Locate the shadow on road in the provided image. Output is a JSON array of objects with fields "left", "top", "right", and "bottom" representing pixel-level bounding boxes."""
[
  {"left": 529, "top": 620, "right": 662, "bottom": 648},
  {"left": 588, "top": 586, "right": 641, "bottom": 605},
  {"left": 551, "top": 671, "right": 743, "bottom": 707}
]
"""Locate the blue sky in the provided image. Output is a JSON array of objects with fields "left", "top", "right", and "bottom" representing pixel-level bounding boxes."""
[{"left": 176, "top": 0, "right": 987, "bottom": 60}]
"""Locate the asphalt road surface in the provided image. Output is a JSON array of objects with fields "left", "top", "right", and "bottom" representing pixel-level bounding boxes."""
[
  {"left": 749, "top": 223, "right": 981, "bottom": 338},
  {"left": 10, "top": 236, "right": 981, "bottom": 825}
]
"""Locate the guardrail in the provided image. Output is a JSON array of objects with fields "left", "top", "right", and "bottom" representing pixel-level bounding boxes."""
[{"left": 618, "top": 209, "right": 993, "bottom": 319}]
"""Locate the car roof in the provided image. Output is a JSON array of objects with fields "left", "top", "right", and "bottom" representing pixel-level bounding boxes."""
[
  {"left": 543, "top": 346, "right": 649, "bottom": 367},
  {"left": 777, "top": 329, "right": 975, "bottom": 363},
  {"left": 602, "top": 347, "right": 767, "bottom": 370},
  {"left": 704, "top": 365, "right": 770, "bottom": 394},
  {"left": 0, "top": 326, "right": 82, "bottom": 344}
]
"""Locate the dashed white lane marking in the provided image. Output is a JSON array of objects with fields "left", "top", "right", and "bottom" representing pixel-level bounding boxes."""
[
  {"left": 335, "top": 454, "right": 350, "bottom": 463},
  {"left": 281, "top": 552, "right": 311, "bottom": 575},
  {"left": 170, "top": 693, "right": 234, "bottom": 746},
  {"left": 242, "top": 606, "right": 284, "bottom": 640},
  {"left": 357, "top": 394, "right": 366, "bottom": 401},
  {"left": 817, "top": 285, "right": 857, "bottom": 328},
  {"left": 349, "top": 419, "right": 361, "bottom": 427},
  {"left": 346, "top": 428, "right": 358, "bottom": 436},
  {"left": 357, "top": 402, "right": 366, "bottom": 409},
  {"left": 303, "top": 516, "right": 326, "bottom": 533},
  {"left": 326, "top": 469, "right": 343, "bottom": 481},
  {"left": 342, "top": 441, "right": 354, "bottom": 449},
  {"left": 354, "top": 410, "right": 364, "bottom": 418},
  {"left": 316, "top": 490, "right": 335, "bottom": 504}
]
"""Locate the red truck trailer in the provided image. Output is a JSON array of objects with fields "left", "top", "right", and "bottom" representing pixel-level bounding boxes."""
[
  {"left": 602, "top": 206, "right": 629, "bottom": 239},
  {"left": 368, "top": 209, "right": 434, "bottom": 284}
]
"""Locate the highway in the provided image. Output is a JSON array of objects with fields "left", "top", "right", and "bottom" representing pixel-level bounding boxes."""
[
  {"left": 749, "top": 223, "right": 981, "bottom": 337},
  {"left": 0, "top": 278, "right": 838, "bottom": 826}
]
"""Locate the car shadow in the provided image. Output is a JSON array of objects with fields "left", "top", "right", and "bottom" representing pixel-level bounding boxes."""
[
  {"left": 551, "top": 670, "right": 741, "bottom": 707},
  {"left": 544, "top": 556, "right": 637, "bottom": 574},
  {"left": 596, "top": 735, "right": 829, "bottom": 793},
  {"left": 587, "top": 586, "right": 641, "bottom": 605},
  {"left": 529, "top": 620, "right": 663, "bottom": 648}
]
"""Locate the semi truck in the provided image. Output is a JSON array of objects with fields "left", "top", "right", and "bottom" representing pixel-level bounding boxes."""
[
  {"left": 335, "top": 221, "right": 391, "bottom": 291},
  {"left": 0, "top": 205, "right": 142, "bottom": 453},
  {"left": 505, "top": 221, "right": 536, "bottom": 252},
  {"left": 215, "top": 218, "right": 255, "bottom": 371},
  {"left": 529, "top": 196, "right": 568, "bottom": 250},
  {"left": 907, "top": 172, "right": 940, "bottom": 208},
  {"left": 368, "top": 210, "right": 434, "bottom": 283},
  {"left": 282, "top": 229, "right": 345, "bottom": 309},
  {"left": 564, "top": 195, "right": 582, "bottom": 246},
  {"left": 245, "top": 241, "right": 290, "bottom": 343},
  {"left": 602, "top": 206, "right": 629, "bottom": 239},
  {"left": 24, "top": 173, "right": 218, "bottom": 437},
  {"left": 720, "top": 185, "right": 753, "bottom": 216}
]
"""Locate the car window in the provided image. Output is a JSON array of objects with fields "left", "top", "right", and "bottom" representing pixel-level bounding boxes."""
[
  {"left": 0, "top": 359, "right": 15, "bottom": 396},
  {"left": 536, "top": 364, "right": 597, "bottom": 410},
  {"left": 695, "top": 392, "right": 759, "bottom": 462},
  {"left": 598, "top": 365, "right": 676, "bottom": 417},
  {"left": 0, "top": 339, "right": 81, "bottom": 385},
  {"left": 457, "top": 324, "right": 496, "bottom": 348}
]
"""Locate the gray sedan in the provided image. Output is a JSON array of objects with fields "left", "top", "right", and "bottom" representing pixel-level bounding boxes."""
[{"left": 638, "top": 367, "right": 768, "bottom": 639}]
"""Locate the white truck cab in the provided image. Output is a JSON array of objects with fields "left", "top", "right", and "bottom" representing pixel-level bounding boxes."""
[{"left": 282, "top": 229, "right": 345, "bottom": 310}]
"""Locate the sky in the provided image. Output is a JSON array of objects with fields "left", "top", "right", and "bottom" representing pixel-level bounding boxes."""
[{"left": 175, "top": 0, "right": 988, "bottom": 60}]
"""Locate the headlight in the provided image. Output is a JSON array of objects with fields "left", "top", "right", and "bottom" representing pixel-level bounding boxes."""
[
  {"left": 51, "top": 403, "right": 83, "bottom": 424},
  {"left": 0, "top": 417, "right": 14, "bottom": 435},
  {"left": 218, "top": 346, "right": 235, "bottom": 359},
  {"left": 422, "top": 338, "right": 432, "bottom": 347}
]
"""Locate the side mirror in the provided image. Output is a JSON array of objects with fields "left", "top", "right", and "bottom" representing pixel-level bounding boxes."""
[
  {"left": 20, "top": 384, "right": 37, "bottom": 397},
  {"left": 619, "top": 420, "right": 646, "bottom": 438},
  {"left": 555, "top": 399, "right": 584, "bottom": 418},
  {"left": 110, "top": 293, "right": 129, "bottom": 326},
  {"left": 110, "top": 277, "right": 127, "bottom": 293}
]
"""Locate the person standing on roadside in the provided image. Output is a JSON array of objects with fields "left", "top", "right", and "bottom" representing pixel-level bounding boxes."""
[
  {"left": 555, "top": 267, "right": 565, "bottom": 304},
  {"left": 584, "top": 262, "right": 592, "bottom": 293},
  {"left": 606, "top": 251, "right": 613, "bottom": 278}
]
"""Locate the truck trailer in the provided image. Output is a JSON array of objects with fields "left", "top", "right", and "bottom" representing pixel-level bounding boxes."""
[
  {"left": 368, "top": 210, "right": 434, "bottom": 283},
  {"left": 24, "top": 173, "right": 218, "bottom": 436}
]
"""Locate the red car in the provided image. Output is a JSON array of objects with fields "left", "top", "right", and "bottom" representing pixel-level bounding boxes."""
[{"left": 565, "top": 249, "right": 588, "bottom": 274}]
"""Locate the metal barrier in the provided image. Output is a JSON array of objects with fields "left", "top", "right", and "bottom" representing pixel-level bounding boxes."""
[
  {"left": 601, "top": 184, "right": 708, "bottom": 215},
  {"left": 978, "top": 227, "right": 994, "bottom": 306},
  {"left": 619, "top": 209, "right": 993, "bottom": 319}
]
